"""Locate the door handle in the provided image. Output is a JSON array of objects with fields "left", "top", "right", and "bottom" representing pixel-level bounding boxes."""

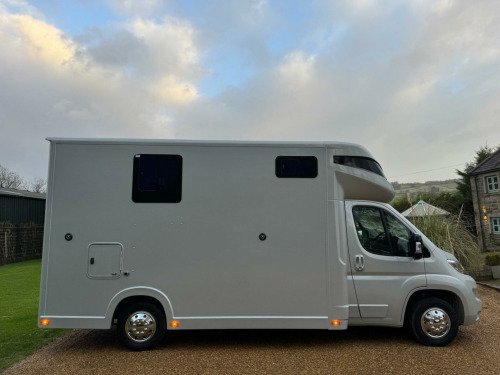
[
  {"left": 90, "top": 257, "right": 94, "bottom": 265},
  {"left": 355, "top": 255, "right": 364, "bottom": 271}
]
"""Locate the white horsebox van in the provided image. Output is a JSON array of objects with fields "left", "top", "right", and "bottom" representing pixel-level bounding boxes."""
[{"left": 38, "top": 139, "right": 481, "bottom": 350}]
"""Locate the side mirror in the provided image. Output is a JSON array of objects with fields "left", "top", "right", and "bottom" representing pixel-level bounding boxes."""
[{"left": 413, "top": 234, "right": 423, "bottom": 260}]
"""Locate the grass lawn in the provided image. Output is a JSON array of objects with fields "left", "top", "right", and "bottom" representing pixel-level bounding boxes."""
[{"left": 0, "top": 259, "right": 67, "bottom": 372}]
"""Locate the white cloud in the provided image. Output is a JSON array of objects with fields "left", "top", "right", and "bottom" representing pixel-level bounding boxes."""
[
  {"left": 279, "top": 51, "right": 316, "bottom": 86},
  {"left": 52, "top": 99, "right": 94, "bottom": 121},
  {"left": 1, "top": 0, "right": 500, "bottom": 185},
  {"left": 0, "top": 11, "right": 75, "bottom": 72},
  {"left": 0, "top": 2, "right": 203, "bottom": 179},
  {"left": 79, "top": 16, "right": 202, "bottom": 104},
  {"left": 129, "top": 17, "right": 199, "bottom": 77},
  {"left": 150, "top": 75, "right": 198, "bottom": 104}
]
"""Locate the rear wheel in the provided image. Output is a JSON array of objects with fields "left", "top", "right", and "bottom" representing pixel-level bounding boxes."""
[
  {"left": 117, "top": 302, "right": 166, "bottom": 351},
  {"left": 410, "top": 298, "right": 458, "bottom": 346}
]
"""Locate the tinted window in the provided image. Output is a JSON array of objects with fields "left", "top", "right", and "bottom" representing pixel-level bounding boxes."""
[
  {"left": 353, "top": 206, "right": 392, "bottom": 256},
  {"left": 132, "top": 154, "right": 182, "bottom": 203},
  {"left": 276, "top": 156, "right": 318, "bottom": 178},
  {"left": 334, "top": 156, "right": 385, "bottom": 178},
  {"left": 353, "top": 206, "right": 413, "bottom": 257},
  {"left": 383, "top": 211, "right": 411, "bottom": 256}
]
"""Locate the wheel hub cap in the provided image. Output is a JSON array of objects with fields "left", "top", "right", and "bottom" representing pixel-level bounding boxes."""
[
  {"left": 421, "top": 307, "right": 450, "bottom": 339},
  {"left": 125, "top": 311, "right": 157, "bottom": 343}
]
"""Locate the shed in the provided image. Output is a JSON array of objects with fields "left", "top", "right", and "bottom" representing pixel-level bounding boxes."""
[
  {"left": 0, "top": 188, "right": 46, "bottom": 224},
  {"left": 401, "top": 200, "right": 450, "bottom": 217}
]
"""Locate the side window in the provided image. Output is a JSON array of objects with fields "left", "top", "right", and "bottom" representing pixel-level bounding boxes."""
[
  {"left": 132, "top": 154, "right": 183, "bottom": 203},
  {"left": 383, "top": 211, "right": 412, "bottom": 256},
  {"left": 275, "top": 156, "right": 318, "bottom": 178},
  {"left": 352, "top": 207, "right": 392, "bottom": 256},
  {"left": 353, "top": 206, "right": 413, "bottom": 257}
]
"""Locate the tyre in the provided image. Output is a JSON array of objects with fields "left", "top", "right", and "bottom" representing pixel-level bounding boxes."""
[
  {"left": 410, "top": 297, "right": 458, "bottom": 346},
  {"left": 117, "top": 302, "right": 166, "bottom": 351}
]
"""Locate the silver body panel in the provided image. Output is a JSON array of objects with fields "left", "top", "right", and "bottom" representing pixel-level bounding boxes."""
[{"left": 39, "top": 139, "right": 480, "bottom": 332}]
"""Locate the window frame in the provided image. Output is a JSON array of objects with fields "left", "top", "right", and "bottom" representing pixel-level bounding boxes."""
[
  {"left": 132, "top": 154, "right": 183, "bottom": 203},
  {"left": 492, "top": 217, "right": 500, "bottom": 235},
  {"left": 485, "top": 174, "right": 499, "bottom": 193},
  {"left": 352, "top": 205, "right": 417, "bottom": 258}
]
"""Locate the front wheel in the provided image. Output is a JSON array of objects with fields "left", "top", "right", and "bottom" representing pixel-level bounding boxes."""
[
  {"left": 410, "top": 298, "right": 458, "bottom": 346},
  {"left": 117, "top": 302, "right": 166, "bottom": 351}
]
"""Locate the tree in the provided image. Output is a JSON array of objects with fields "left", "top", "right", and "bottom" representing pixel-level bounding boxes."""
[
  {"left": 29, "top": 177, "right": 47, "bottom": 193},
  {"left": 0, "top": 164, "right": 24, "bottom": 189},
  {"left": 0, "top": 164, "right": 46, "bottom": 193}
]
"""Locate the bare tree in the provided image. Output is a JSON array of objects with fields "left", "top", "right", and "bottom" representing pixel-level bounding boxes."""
[
  {"left": 29, "top": 177, "right": 47, "bottom": 193},
  {"left": 0, "top": 164, "right": 24, "bottom": 189}
]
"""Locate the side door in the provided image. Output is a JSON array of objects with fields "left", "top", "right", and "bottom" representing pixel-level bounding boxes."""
[{"left": 345, "top": 201, "right": 426, "bottom": 324}]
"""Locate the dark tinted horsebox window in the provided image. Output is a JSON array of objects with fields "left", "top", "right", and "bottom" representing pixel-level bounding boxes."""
[
  {"left": 275, "top": 156, "right": 318, "bottom": 178},
  {"left": 132, "top": 154, "right": 183, "bottom": 203},
  {"left": 333, "top": 156, "right": 385, "bottom": 178}
]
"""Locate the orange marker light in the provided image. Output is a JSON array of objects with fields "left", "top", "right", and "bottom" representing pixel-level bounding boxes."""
[
  {"left": 40, "top": 319, "right": 50, "bottom": 326},
  {"left": 170, "top": 321, "right": 179, "bottom": 328},
  {"left": 331, "top": 320, "right": 341, "bottom": 326}
]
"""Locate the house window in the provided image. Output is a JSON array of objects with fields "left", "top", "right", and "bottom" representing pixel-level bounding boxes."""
[
  {"left": 132, "top": 154, "right": 183, "bottom": 203},
  {"left": 493, "top": 218, "right": 500, "bottom": 234},
  {"left": 485, "top": 175, "right": 499, "bottom": 193}
]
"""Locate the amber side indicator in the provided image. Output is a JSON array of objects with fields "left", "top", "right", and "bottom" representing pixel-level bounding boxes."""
[
  {"left": 331, "top": 320, "right": 341, "bottom": 326},
  {"left": 170, "top": 321, "right": 179, "bottom": 328},
  {"left": 40, "top": 319, "right": 50, "bottom": 326}
]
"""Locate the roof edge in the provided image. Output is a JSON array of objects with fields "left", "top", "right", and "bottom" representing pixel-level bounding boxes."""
[
  {"left": 0, "top": 188, "right": 46, "bottom": 200},
  {"left": 46, "top": 137, "right": 359, "bottom": 147},
  {"left": 468, "top": 148, "right": 500, "bottom": 176}
]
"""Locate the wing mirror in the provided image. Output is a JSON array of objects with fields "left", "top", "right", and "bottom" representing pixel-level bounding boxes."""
[{"left": 413, "top": 234, "right": 423, "bottom": 260}]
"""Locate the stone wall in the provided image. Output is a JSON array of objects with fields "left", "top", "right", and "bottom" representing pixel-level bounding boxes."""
[
  {"left": 470, "top": 173, "right": 500, "bottom": 252},
  {"left": 0, "top": 222, "right": 44, "bottom": 265}
]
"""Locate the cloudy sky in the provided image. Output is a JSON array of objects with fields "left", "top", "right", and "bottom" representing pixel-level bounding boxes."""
[{"left": 1, "top": 0, "right": 499, "bottom": 184}]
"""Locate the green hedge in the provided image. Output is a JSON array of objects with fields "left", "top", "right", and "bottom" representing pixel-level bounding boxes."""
[{"left": 485, "top": 252, "right": 500, "bottom": 267}]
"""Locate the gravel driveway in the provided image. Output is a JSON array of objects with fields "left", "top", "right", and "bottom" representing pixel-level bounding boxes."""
[{"left": 4, "top": 286, "right": 499, "bottom": 375}]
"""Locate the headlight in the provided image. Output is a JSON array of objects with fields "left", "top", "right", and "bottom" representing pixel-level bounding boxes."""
[{"left": 447, "top": 259, "right": 465, "bottom": 273}]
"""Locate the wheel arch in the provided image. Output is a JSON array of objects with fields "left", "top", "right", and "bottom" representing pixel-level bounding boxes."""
[
  {"left": 403, "top": 289, "right": 465, "bottom": 326},
  {"left": 105, "top": 287, "right": 174, "bottom": 326}
]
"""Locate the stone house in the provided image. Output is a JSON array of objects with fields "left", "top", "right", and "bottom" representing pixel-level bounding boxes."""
[{"left": 469, "top": 149, "right": 500, "bottom": 252}]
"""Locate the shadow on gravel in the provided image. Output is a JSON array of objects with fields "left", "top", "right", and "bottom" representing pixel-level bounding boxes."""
[
  {"left": 162, "top": 326, "right": 414, "bottom": 350},
  {"left": 59, "top": 325, "right": 418, "bottom": 352}
]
